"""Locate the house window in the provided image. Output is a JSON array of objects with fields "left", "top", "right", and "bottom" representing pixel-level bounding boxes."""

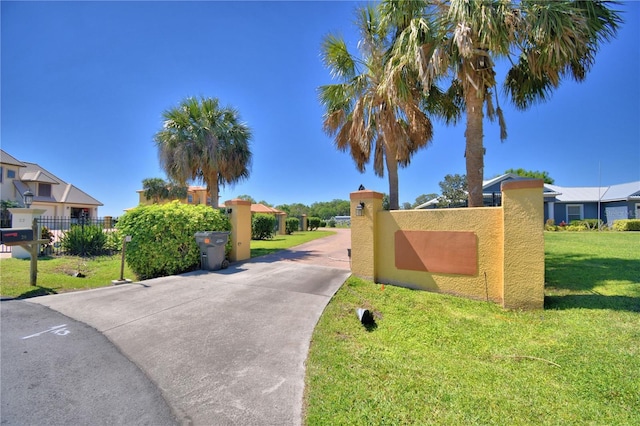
[
  {"left": 636, "top": 204, "right": 640, "bottom": 219},
  {"left": 7, "top": 169, "right": 16, "bottom": 179},
  {"left": 566, "top": 204, "right": 583, "bottom": 223},
  {"left": 39, "top": 183, "right": 52, "bottom": 197},
  {"left": 187, "top": 194, "right": 193, "bottom": 204},
  {"left": 0, "top": 167, "right": 2, "bottom": 183}
]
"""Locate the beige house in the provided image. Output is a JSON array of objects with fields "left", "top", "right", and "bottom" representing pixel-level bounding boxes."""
[
  {"left": 0, "top": 149, "right": 102, "bottom": 219},
  {"left": 137, "top": 185, "right": 211, "bottom": 206},
  {"left": 136, "top": 186, "right": 285, "bottom": 215}
]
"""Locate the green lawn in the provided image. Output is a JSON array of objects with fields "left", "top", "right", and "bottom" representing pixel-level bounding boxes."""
[
  {"left": 250, "top": 230, "right": 335, "bottom": 258},
  {"left": 304, "top": 232, "right": 640, "bottom": 425},
  {"left": 0, "top": 255, "right": 135, "bottom": 299},
  {"left": 0, "top": 230, "right": 336, "bottom": 299}
]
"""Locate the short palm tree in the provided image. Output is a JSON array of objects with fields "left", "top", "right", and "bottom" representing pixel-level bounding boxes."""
[
  {"left": 155, "top": 96, "right": 253, "bottom": 208},
  {"left": 320, "top": 5, "right": 458, "bottom": 210},
  {"left": 385, "top": 0, "right": 620, "bottom": 206},
  {"left": 141, "top": 177, "right": 188, "bottom": 204}
]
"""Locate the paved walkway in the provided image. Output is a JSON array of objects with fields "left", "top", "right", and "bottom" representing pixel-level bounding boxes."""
[{"left": 27, "top": 229, "right": 352, "bottom": 425}]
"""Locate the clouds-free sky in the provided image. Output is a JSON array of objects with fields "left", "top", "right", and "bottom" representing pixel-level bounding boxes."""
[{"left": 2, "top": 1, "right": 638, "bottom": 216}]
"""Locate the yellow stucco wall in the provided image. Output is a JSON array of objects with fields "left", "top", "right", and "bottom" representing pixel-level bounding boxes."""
[
  {"left": 377, "top": 207, "right": 504, "bottom": 303},
  {"left": 350, "top": 180, "right": 544, "bottom": 310}
]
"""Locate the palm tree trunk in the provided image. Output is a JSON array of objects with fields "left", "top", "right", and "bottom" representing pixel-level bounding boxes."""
[
  {"left": 464, "top": 81, "right": 485, "bottom": 207},
  {"left": 385, "top": 142, "right": 400, "bottom": 210},
  {"left": 208, "top": 173, "right": 220, "bottom": 208}
]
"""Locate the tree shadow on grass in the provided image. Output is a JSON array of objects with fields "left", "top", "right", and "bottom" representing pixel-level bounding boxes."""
[
  {"left": 545, "top": 254, "right": 639, "bottom": 311},
  {"left": 545, "top": 294, "right": 640, "bottom": 312}
]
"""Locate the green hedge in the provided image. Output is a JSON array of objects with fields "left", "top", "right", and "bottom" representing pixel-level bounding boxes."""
[
  {"left": 117, "top": 202, "right": 231, "bottom": 280},
  {"left": 612, "top": 219, "right": 640, "bottom": 231},
  {"left": 252, "top": 214, "right": 276, "bottom": 240},
  {"left": 307, "top": 217, "right": 322, "bottom": 231},
  {"left": 286, "top": 217, "right": 300, "bottom": 235}
]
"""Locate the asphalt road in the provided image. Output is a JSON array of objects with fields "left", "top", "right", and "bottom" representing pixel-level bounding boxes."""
[{"left": 1, "top": 299, "right": 178, "bottom": 426}]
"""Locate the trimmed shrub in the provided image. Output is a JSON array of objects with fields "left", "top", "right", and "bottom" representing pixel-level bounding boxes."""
[
  {"left": 252, "top": 214, "right": 276, "bottom": 240},
  {"left": 571, "top": 219, "right": 604, "bottom": 230},
  {"left": 116, "top": 201, "right": 231, "bottom": 280},
  {"left": 328, "top": 218, "right": 336, "bottom": 228},
  {"left": 308, "top": 217, "right": 322, "bottom": 231},
  {"left": 286, "top": 217, "right": 300, "bottom": 235},
  {"left": 320, "top": 220, "right": 327, "bottom": 228},
  {"left": 613, "top": 219, "right": 640, "bottom": 231},
  {"left": 60, "top": 224, "right": 108, "bottom": 256}
]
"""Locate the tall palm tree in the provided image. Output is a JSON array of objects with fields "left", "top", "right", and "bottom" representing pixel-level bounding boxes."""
[
  {"left": 319, "top": 5, "right": 458, "bottom": 210},
  {"left": 155, "top": 96, "right": 253, "bottom": 208},
  {"left": 385, "top": 0, "right": 620, "bottom": 206}
]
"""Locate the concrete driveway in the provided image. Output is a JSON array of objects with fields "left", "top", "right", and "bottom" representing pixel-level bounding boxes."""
[{"left": 28, "top": 229, "right": 352, "bottom": 425}]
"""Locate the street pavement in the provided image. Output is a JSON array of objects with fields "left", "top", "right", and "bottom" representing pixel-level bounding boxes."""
[
  {"left": 3, "top": 229, "right": 352, "bottom": 425},
  {"left": 1, "top": 299, "right": 178, "bottom": 425}
]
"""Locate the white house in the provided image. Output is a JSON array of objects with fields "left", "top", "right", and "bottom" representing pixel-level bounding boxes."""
[{"left": 0, "top": 149, "right": 102, "bottom": 219}]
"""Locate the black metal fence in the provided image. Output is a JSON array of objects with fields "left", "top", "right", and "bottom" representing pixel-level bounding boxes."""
[{"left": 0, "top": 216, "right": 121, "bottom": 256}]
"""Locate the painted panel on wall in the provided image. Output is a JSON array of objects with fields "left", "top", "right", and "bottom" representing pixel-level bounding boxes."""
[{"left": 394, "top": 230, "right": 477, "bottom": 275}]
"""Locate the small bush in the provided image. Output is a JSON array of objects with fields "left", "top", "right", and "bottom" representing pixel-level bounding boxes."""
[
  {"left": 308, "top": 217, "right": 322, "bottom": 231},
  {"left": 104, "top": 229, "right": 123, "bottom": 253},
  {"left": 286, "top": 217, "right": 300, "bottom": 235},
  {"left": 60, "top": 224, "right": 108, "bottom": 256},
  {"left": 570, "top": 219, "right": 604, "bottom": 230},
  {"left": 252, "top": 214, "right": 276, "bottom": 240},
  {"left": 320, "top": 220, "right": 327, "bottom": 228},
  {"left": 39, "top": 226, "right": 55, "bottom": 255},
  {"left": 328, "top": 218, "right": 336, "bottom": 228},
  {"left": 116, "top": 202, "right": 231, "bottom": 280},
  {"left": 613, "top": 219, "right": 640, "bottom": 231},
  {"left": 544, "top": 219, "right": 557, "bottom": 231}
]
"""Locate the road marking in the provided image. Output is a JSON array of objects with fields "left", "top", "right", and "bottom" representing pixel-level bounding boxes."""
[{"left": 22, "top": 324, "right": 70, "bottom": 339}]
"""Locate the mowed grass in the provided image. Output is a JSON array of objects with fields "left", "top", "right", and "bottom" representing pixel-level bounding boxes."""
[
  {"left": 0, "top": 255, "right": 135, "bottom": 299},
  {"left": 250, "top": 230, "right": 335, "bottom": 258},
  {"left": 304, "top": 232, "right": 640, "bottom": 425}
]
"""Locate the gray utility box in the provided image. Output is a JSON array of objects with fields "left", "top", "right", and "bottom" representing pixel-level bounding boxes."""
[{"left": 195, "top": 231, "right": 230, "bottom": 271}]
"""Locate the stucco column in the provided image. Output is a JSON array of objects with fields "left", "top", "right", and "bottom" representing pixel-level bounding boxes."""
[
  {"left": 224, "top": 199, "right": 251, "bottom": 262},
  {"left": 501, "top": 180, "right": 544, "bottom": 309},
  {"left": 277, "top": 213, "right": 287, "bottom": 236},
  {"left": 301, "top": 214, "right": 307, "bottom": 231},
  {"left": 9, "top": 208, "right": 47, "bottom": 259},
  {"left": 350, "top": 190, "right": 383, "bottom": 281}
]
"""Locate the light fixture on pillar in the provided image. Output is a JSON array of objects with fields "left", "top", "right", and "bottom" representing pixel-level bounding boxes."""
[
  {"left": 355, "top": 202, "right": 365, "bottom": 217},
  {"left": 23, "top": 190, "right": 33, "bottom": 209}
]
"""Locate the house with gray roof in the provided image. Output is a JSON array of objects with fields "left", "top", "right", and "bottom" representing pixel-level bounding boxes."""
[
  {"left": 546, "top": 181, "right": 640, "bottom": 225},
  {"left": 416, "top": 173, "right": 640, "bottom": 225},
  {"left": 0, "top": 149, "right": 102, "bottom": 220}
]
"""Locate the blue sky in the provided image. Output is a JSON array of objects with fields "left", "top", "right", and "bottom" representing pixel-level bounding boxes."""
[{"left": 2, "top": 1, "right": 638, "bottom": 217}]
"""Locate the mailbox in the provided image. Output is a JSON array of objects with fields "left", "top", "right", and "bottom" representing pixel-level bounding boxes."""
[{"left": 0, "top": 228, "right": 34, "bottom": 244}]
